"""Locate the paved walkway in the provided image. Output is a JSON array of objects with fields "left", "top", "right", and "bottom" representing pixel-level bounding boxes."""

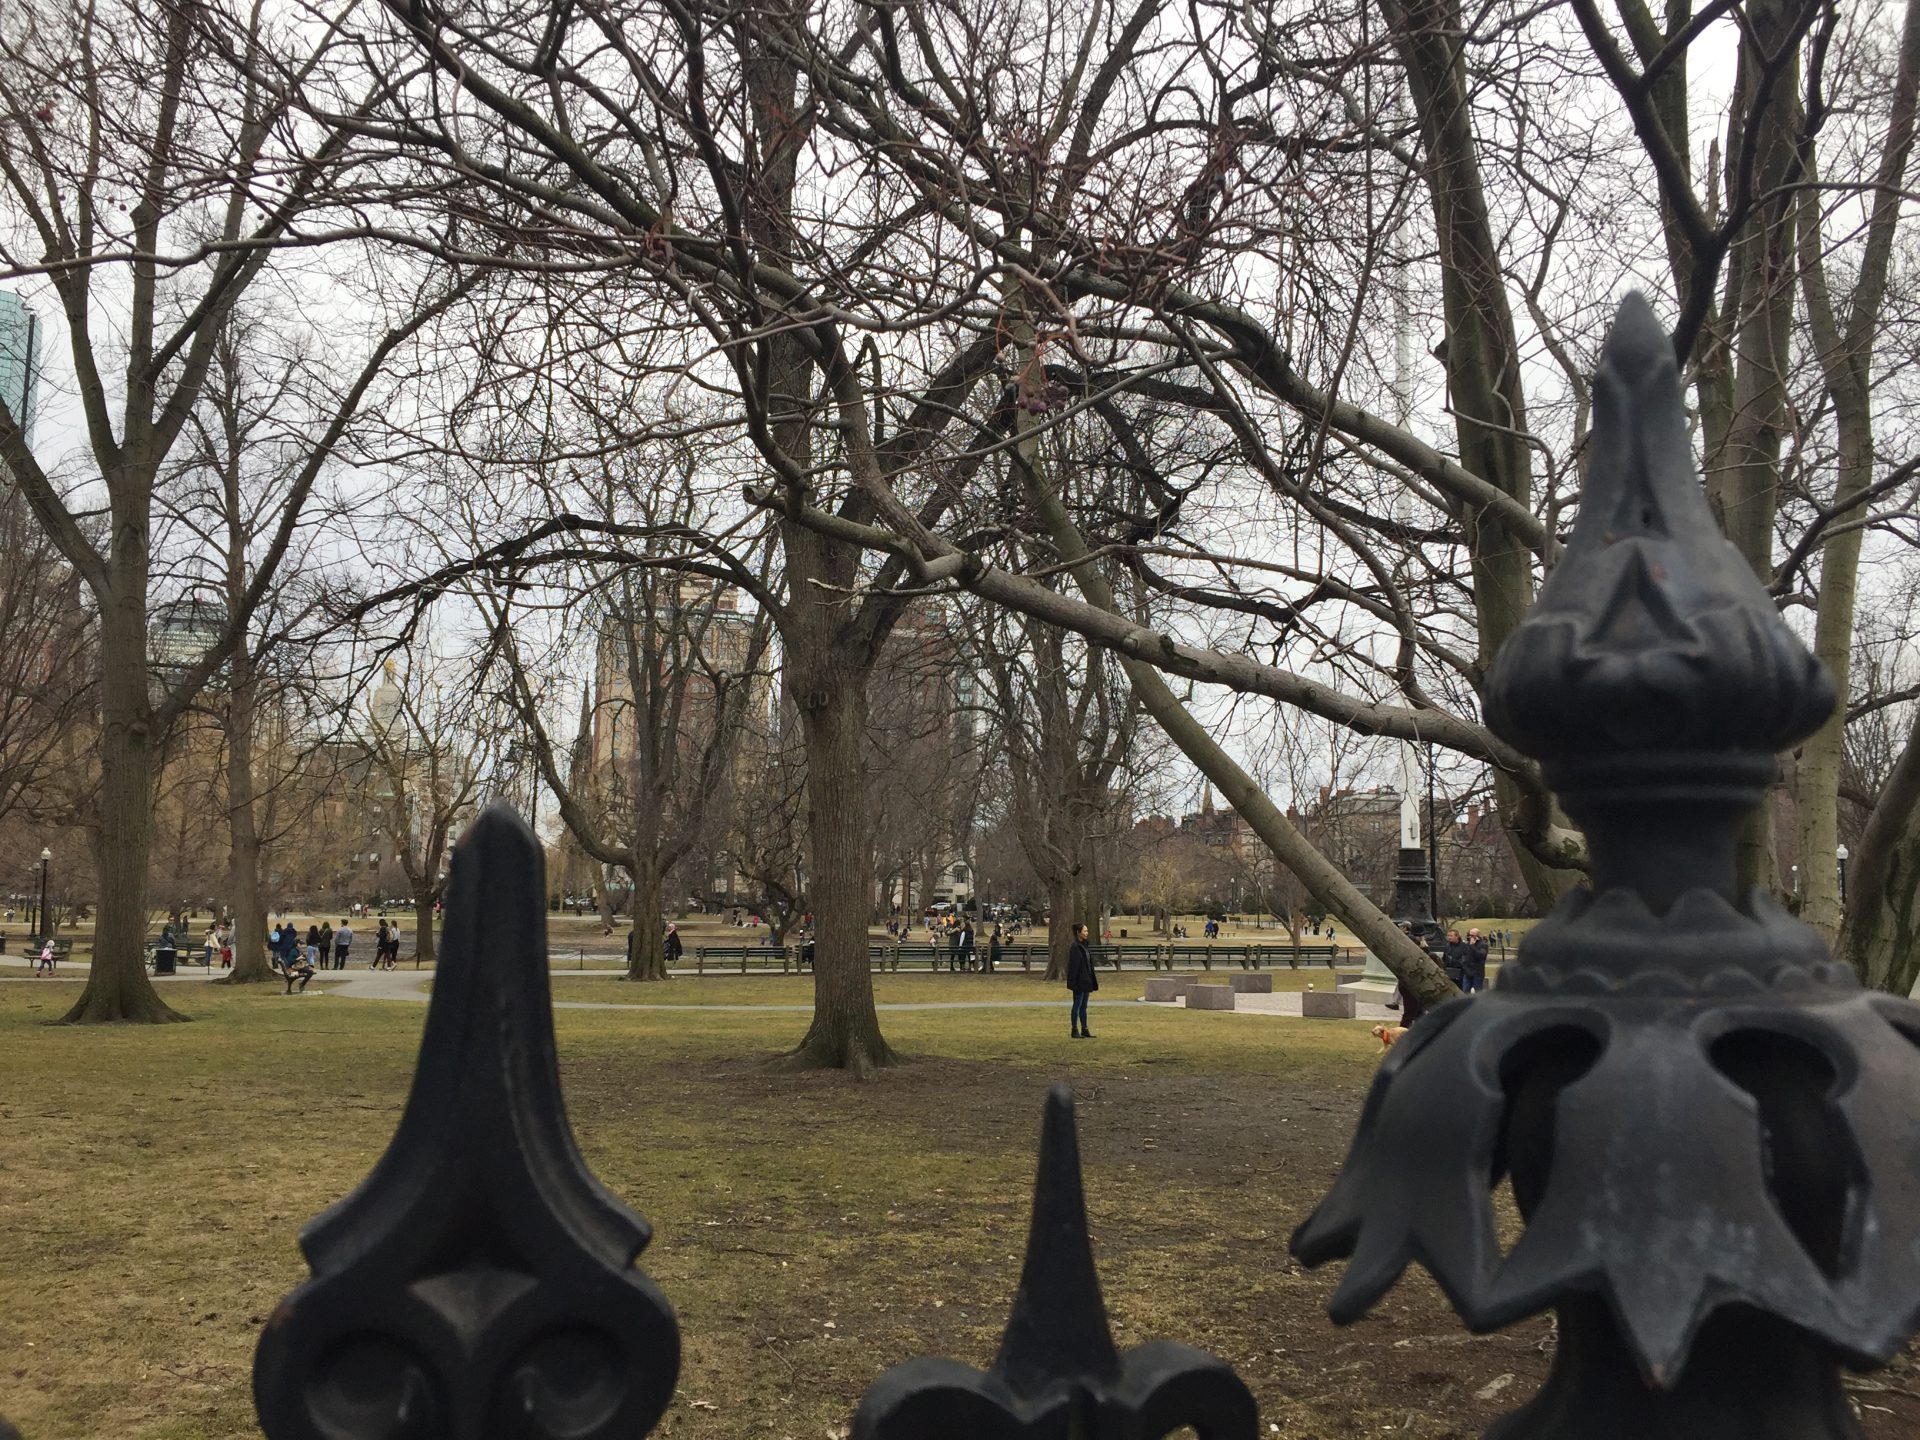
[
  {"left": 0, "top": 954, "right": 1398, "bottom": 1021},
  {"left": 1145, "top": 991, "right": 1401, "bottom": 1022},
  {"left": 0, "top": 960, "right": 1064, "bottom": 1012}
]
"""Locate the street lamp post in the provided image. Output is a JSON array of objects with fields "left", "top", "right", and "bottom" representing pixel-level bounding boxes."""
[
  {"left": 34, "top": 847, "right": 50, "bottom": 945},
  {"left": 1425, "top": 744, "right": 1438, "bottom": 920},
  {"left": 1838, "top": 843, "right": 1850, "bottom": 906}
]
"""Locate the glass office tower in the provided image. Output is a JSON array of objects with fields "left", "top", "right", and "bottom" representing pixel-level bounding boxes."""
[{"left": 0, "top": 291, "right": 42, "bottom": 448}]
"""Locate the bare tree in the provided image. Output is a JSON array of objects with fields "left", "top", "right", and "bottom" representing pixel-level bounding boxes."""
[
  {"left": 0, "top": 0, "right": 467, "bottom": 1019},
  {"left": 362, "top": 650, "right": 507, "bottom": 966},
  {"left": 0, "top": 485, "right": 91, "bottom": 834},
  {"left": 974, "top": 594, "right": 1142, "bottom": 979},
  {"left": 481, "top": 532, "right": 774, "bottom": 981}
]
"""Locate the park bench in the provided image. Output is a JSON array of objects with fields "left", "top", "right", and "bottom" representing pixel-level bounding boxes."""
[
  {"left": 874, "top": 943, "right": 956, "bottom": 971},
  {"left": 1256, "top": 943, "right": 1338, "bottom": 970},
  {"left": 30, "top": 937, "right": 74, "bottom": 971},
  {"left": 692, "top": 944, "right": 789, "bottom": 974}
]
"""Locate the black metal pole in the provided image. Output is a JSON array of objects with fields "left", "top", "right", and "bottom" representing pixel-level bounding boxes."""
[
  {"left": 1425, "top": 745, "right": 1438, "bottom": 920},
  {"left": 35, "top": 856, "right": 48, "bottom": 944}
]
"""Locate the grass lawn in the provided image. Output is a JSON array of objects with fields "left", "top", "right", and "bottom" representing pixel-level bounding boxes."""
[
  {"left": 1, "top": 978, "right": 1912, "bottom": 1440},
  {"left": 540, "top": 969, "right": 1350, "bottom": 1006}
]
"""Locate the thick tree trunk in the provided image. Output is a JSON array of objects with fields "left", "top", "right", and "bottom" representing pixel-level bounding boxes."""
[
  {"left": 1699, "top": 0, "right": 1803, "bottom": 893},
  {"left": 1045, "top": 873, "right": 1073, "bottom": 981},
  {"left": 786, "top": 658, "right": 894, "bottom": 1074},
  {"left": 1794, "top": 412, "right": 1870, "bottom": 942},
  {"left": 1793, "top": 0, "right": 1920, "bottom": 943},
  {"left": 1388, "top": 0, "right": 1578, "bottom": 912},
  {"left": 218, "top": 650, "right": 271, "bottom": 984},
  {"left": 64, "top": 591, "right": 183, "bottom": 1023},
  {"left": 625, "top": 864, "right": 668, "bottom": 981},
  {"left": 1840, "top": 709, "right": 1920, "bottom": 994},
  {"left": 1843, "top": 820, "right": 1920, "bottom": 998}
]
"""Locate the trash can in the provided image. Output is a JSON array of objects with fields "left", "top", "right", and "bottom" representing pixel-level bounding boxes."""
[{"left": 153, "top": 948, "right": 177, "bottom": 975}]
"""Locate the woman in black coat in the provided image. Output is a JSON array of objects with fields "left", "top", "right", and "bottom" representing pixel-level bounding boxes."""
[{"left": 1065, "top": 922, "right": 1098, "bottom": 1038}]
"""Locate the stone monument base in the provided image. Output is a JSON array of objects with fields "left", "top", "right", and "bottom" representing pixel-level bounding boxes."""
[
  {"left": 1186, "top": 985, "right": 1236, "bottom": 1011},
  {"left": 1302, "top": 989, "right": 1358, "bottom": 1019}
]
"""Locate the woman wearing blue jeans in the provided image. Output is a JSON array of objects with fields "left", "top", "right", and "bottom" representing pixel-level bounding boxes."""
[{"left": 1066, "top": 922, "right": 1098, "bottom": 1038}]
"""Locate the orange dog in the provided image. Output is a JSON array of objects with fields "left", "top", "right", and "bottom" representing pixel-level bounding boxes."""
[{"left": 1371, "top": 1023, "right": 1408, "bottom": 1050}]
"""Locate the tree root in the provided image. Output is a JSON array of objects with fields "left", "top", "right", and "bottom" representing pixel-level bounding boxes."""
[
  {"left": 55, "top": 995, "right": 190, "bottom": 1024},
  {"left": 768, "top": 1034, "right": 902, "bottom": 1078}
]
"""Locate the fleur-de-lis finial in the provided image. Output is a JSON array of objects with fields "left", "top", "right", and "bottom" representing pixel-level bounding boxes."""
[
  {"left": 854, "top": 1086, "right": 1256, "bottom": 1440},
  {"left": 253, "top": 803, "right": 680, "bottom": 1440},
  {"left": 1292, "top": 294, "right": 1920, "bottom": 1431}
]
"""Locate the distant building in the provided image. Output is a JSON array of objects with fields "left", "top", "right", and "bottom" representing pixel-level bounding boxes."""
[
  {"left": 1297, "top": 786, "right": 1403, "bottom": 903},
  {"left": 148, "top": 595, "right": 227, "bottom": 702},
  {"left": 0, "top": 292, "right": 42, "bottom": 448},
  {"left": 1434, "top": 803, "right": 1528, "bottom": 916},
  {"left": 1179, "top": 783, "right": 1253, "bottom": 852},
  {"left": 588, "top": 582, "right": 763, "bottom": 771},
  {"left": 1296, "top": 786, "right": 1528, "bottom": 916}
]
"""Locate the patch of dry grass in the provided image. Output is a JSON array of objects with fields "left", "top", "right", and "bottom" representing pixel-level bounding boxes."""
[
  {"left": 5, "top": 978, "right": 1906, "bottom": 1440},
  {"left": 540, "top": 968, "right": 1349, "bottom": 1007}
]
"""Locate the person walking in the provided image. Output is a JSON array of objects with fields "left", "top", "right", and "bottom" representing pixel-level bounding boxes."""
[
  {"left": 663, "top": 923, "right": 684, "bottom": 968},
  {"left": 319, "top": 920, "right": 334, "bottom": 970},
  {"left": 35, "top": 935, "right": 55, "bottom": 975},
  {"left": 1066, "top": 921, "right": 1098, "bottom": 1039},
  {"left": 1462, "top": 928, "right": 1489, "bottom": 994},
  {"left": 988, "top": 925, "right": 1003, "bottom": 974},
  {"left": 202, "top": 923, "right": 220, "bottom": 970},
  {"left": 958, "top": 919, "right": 976, "bottom": 972},
  {"left": 334, "top": 918, "right": 354, "bottom": 968}
]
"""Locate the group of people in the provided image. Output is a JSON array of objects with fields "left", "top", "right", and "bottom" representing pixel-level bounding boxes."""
[
  {"left": 268, "top": 918, "right": 400, "bottom": 979},
  {"left": 1441, "top": 927, "right": 1490, "bottom": 994}
]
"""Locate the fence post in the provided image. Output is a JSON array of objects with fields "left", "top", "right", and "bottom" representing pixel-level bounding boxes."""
[
  {"left": 253, "top": 804, "right": 681, "bottom": 1440},
  {"left": 1292, "top": 295, "right": 1920, "bottom": 1433},
  {"left": 853, "top": 1087, "right": 1257, "bottom": 1440}
]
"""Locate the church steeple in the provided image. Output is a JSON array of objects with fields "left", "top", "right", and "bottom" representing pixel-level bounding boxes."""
[{"left": 1200, "top": 781, "right": 1215, "bottom": 817}]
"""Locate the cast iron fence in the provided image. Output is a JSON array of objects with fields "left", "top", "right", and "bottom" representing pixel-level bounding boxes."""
[{"left": 3, "top": 293, "right": 1917, "bottom": 1440}]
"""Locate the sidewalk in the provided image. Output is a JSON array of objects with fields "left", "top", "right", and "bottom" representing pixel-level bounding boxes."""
[
  {"left": 0, "top": 953, "right": 1398, "bottom": 1020},
  {"left": 1144, "top": 991, "right": 1401, "bottom": 1022}
]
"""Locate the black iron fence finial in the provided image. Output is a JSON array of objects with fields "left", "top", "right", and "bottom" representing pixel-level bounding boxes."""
[
  {"left": 1291, "top": 292, "right": 1920, "bottom": 1439},
  {"left": 853, "top": 1084, "right": 1257, "bottom": 1440},
  {"left": 253, "top": 802, "right": 680, "bottom": 1440}
]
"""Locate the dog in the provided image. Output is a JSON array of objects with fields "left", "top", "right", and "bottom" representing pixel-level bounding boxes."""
[{"left": 1370, "top": 1023, "right": 1408, "bottom": 1051}]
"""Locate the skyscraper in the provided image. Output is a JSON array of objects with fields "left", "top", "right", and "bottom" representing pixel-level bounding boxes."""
[{"left": 0, "top": 291, "right": 41, "bottom": 448}]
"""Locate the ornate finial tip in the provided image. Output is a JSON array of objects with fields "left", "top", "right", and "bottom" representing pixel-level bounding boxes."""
[
  {"left": 1483, "top": 287, "right": 1833, "bottom": 765},
  {"left": 1599, "top": 291, "right": 1673, "bottom": 382},
  {"left": 1034, "top": 1086, "right": 1082, "bottom": 1207},
  {"left": 459, "top": 801, "right": 537, "bottom": 852}
]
